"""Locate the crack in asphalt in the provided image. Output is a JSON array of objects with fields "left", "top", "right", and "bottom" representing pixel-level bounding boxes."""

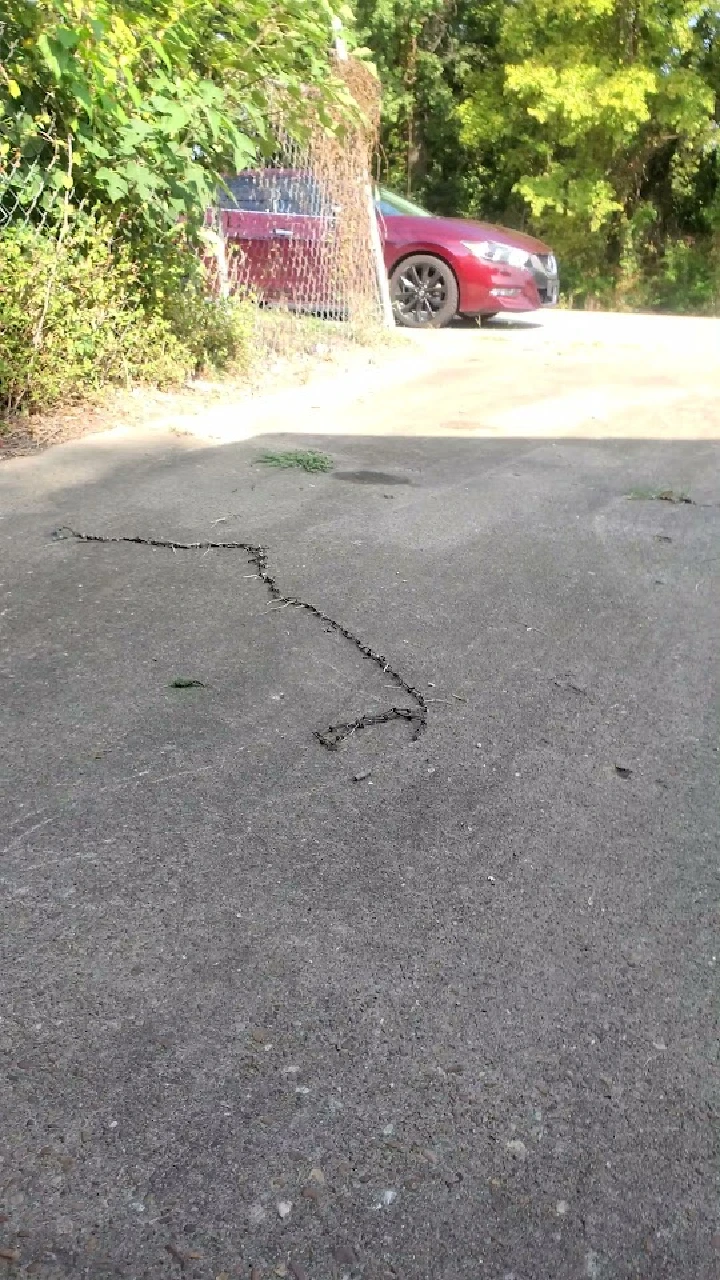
[{"left": 52, "top": 527, "right": 427, "bottom": 750}]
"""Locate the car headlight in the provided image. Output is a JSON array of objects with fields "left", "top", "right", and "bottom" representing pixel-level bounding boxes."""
[{"left": 463, "top": 240, "right": 529, "bottom": 269}]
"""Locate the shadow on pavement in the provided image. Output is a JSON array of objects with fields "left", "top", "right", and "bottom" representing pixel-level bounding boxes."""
[{"left": 1, "top": 426, "right": 719, "bottom": 1278}]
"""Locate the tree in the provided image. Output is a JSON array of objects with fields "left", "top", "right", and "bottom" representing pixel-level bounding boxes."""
[
  {"left": 458, "top": 0, "right": 720, "bottom": 299},
  {"left": 355, "top": 0, "right": 504, "bottom": 204},
  {"left": 0, "top": 1, "right": 361, "bottom": 414},
  {"left": 0, "top": 0, "right": 354, "bottom": 236},
  {"left": 357, "top": 0, "right": 720, "bottom": 308}
]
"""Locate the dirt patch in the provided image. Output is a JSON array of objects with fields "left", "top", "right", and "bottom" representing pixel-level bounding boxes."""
[
  {"left": 0, "top": 316, "right": 404, "bottom": 461},
  {"left": 0, "top": 424, "right": 43, "bottom": 461}
]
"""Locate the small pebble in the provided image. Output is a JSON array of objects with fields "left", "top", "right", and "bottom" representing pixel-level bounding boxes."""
[
  {"left": 505, "top": 1139, "right": 527, "bottom": 1162},
  {"left": 556, "top": 1200, "right": 569, "bottom": 1216},
  {"left": 277, "top": 1200, "right": 293, "bottom": 1220},
  {"left": 375, "top": 1188, "right": 397, "bottom": 1208},
  {"left": 308, "top": 1167, "right": 325, "bottom": 1185},
  {"left": 333, "top": 1245, "right": 358, "bottom": 1266}
]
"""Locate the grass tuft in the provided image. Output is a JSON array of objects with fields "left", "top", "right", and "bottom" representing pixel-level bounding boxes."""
[
  {"left": 627, "top": 487, "right": 692, "bottom": 503},
  {"left": 256, "top": 449, "right": 333, "bottom": 473}
]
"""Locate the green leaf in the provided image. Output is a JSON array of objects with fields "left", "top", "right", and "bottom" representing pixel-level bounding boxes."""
[
  {"left": 54, "top": 27, "right": 80, "bottom": 50},
  {"left": 37, "top": 33, "right": 62, "bottom": 80},
  {"left": 122, "top": 68, "right": 143, "bottom": 111},
  {"left": 81, "top": 136, "right": 111, "bottom": 159},
  {"left": 119, "top": 160, "right": 161, "bottom": 199},
  {"left": 156, "top": 102, "right": 192, "bottom": 134},
  {"left": 232, "top": 133, "right": 257, "bottom": 170},
  {"left": 95, "top": 167, "right": 129, "bottom": 201},
  {"left": 71, "top": 81, "right": 94, "bottom": 115}
]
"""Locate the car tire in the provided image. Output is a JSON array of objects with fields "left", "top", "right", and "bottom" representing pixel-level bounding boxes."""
[
  {"left": 479, "top": 313, "right": 498, "bottom": 326},
  {"left": 390, "top": 254, "right": 458, "bottom": 328}
]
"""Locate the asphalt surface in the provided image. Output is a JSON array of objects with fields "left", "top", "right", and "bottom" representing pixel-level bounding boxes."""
[{"left": 1, "top": 313, "right": 719, "bottom": 1279}]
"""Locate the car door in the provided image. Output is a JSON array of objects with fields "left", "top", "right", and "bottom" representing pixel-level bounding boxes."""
[
  {"left": 216, "top": 173, "right": 277, "bottom": 296},
  {"left": 262, "top": 173, "right": 336, "bottom": 310},
  {"left": 218, "top": 171, "right": 334, "bottom": 308}
]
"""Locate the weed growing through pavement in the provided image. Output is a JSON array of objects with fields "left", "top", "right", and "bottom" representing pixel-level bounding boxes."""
[
  {"left": 256, "top": 449, "right": 334, "bottom": 473},
  {"left": 627, "top": 487, "right": 692, "bottom": 503}
]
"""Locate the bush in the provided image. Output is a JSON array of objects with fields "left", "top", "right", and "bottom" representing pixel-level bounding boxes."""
[
  {"left": 644, "top": 239, "right": 720, "bottom": 314},
  {"left": 0, "top": 214, "right": 256, "bottom": 419}
]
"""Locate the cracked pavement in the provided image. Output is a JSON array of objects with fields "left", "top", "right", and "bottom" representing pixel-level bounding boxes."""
[{"left": 1, "top": 312, "right": 719, "bottom": 1279}]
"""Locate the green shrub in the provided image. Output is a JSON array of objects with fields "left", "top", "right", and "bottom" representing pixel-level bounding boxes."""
[
  {"left": 0, "top": 214, "right": 256, "bottom": 418},
  {"left": 644, "top": 239, "right": 720, "bottom": 314},
  {"left": 164, "top": 286, "right": 257, "bottom": 377}
]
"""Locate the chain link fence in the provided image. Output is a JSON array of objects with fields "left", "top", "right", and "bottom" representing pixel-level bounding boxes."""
[
  {"left": 0, "top": 155, "right": 52, "bottom": 232},
  {"left": 204, "top": 56, "right": 393, "bottom": 353},
  {"left": 0, "top": 42, "right": 70, "bottom": 234},
  {"left": 0, "top": 107, "right": 85, "bottom": 418},
  {"left": 1, "top": 49, "right": 389, "bottom": 421}
]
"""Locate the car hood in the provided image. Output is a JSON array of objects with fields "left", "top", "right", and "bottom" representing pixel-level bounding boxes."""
[{"left": 423, "top": 215, "right": 552, "bottom": 255}]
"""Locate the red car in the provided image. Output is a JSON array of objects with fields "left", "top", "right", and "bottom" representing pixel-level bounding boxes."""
[{"left": 214, "top": 171, "right": 558, "bottom": 328}]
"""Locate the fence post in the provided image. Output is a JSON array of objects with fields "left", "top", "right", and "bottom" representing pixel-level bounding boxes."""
[
  {"left": 365, "top": 182, "right": 395, "bottom": 328},
  {"left": 332, "top": 17, "right": 395, "bottom": 330}
]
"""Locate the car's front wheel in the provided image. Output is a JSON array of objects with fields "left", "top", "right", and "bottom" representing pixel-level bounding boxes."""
[{"left": 390, "top": 254, "right": 458, "bottom": 329}]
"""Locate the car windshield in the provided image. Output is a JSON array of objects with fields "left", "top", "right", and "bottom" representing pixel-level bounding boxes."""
[{"left": 376, "top": 188, "right": 433, "bottom": 218}]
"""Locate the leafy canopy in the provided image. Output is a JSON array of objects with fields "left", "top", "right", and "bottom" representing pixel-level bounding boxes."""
[
  {"left": 1, "top": 0, "right": 355, "bottom": 234},
  {"left": 356, "top": 0, "right": 720, "bottom": 307}
]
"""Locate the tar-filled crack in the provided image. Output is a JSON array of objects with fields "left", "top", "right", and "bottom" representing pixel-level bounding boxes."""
[{"left": 53, "top": 528, "right": 427, "bottom": 750}]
